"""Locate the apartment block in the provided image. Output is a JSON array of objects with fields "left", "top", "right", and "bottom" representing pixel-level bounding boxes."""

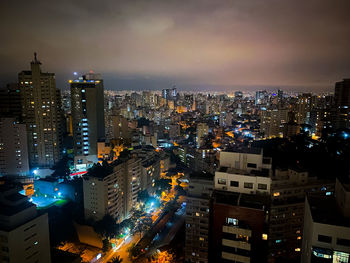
[
  {"left": 185, "top": 173, "right": 214, "bottom": 263},
  {"left": 0, "top": 117, "right": 29, "bottom": 176},
  {"left": 301, "top": 178, "right": 350, "bottom": 263},
  {"left": 0, "top": 186, "right": 51, "bottom": 263}
]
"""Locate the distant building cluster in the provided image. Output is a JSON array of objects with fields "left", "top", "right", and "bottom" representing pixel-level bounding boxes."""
[{"left": 0, "top": 54, "right": 350, "bottom": 263}]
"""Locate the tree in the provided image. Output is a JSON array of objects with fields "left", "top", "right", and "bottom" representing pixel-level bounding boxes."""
[
  {"left": 137, "top": 189, "right": 150, "bottom": 203},
  {"left": 120, "top": 218, "right": 135, "bottom": 232},
  {"left": 127, "top": 243, "right": 141, "bottom": 259},
  {"left": 134, "top": 214, "right": 153, "bottom": 237},
  {"left": 51, "top": 155, "right": 72, "bottom": 179},
  {"left": 88, "top": 160, "right": 113, "bottom": 178},
  {"left": 154, "top": 178, "right": 171, "bottom": 195},
  {"left": 108, "top": 255, "right": 123, "bottom": 263},
  {"left": 102, "top": 238, "right": 111, "bottom": 253},
  {"left": 93, "top": 215, "right": 120, "bottom": 238},
  {"left": 174, "top": 184, "right": 186, "bottom": 196}
]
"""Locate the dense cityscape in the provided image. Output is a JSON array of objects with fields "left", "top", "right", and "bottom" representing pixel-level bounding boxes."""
[{"left": 1, "top": 1, "right": 350, "bottom": 263}]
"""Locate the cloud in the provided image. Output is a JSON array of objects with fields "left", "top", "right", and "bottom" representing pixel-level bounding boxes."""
[{"left": 0, "top": 0, "right": 349, "bottom": 90}]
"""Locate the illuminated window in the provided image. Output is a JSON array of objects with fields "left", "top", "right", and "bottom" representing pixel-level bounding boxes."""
[
  {"left": 226, "top": 217, "right": 238, "bottom": 225},
  {"left": 217, "top": 179, "right": 226, "bottom": 185},
  {"left": 262, "top": 234, "right": 268, "bottom": 240},
  {"left": 273, "top": 192, "right": 280, "bottom": 197},
  {"left": 199, "top": 237, "right": 204, "bottom": 241},
  {"left": 195, "top": 212, "right": 200, "bottom": 217}
]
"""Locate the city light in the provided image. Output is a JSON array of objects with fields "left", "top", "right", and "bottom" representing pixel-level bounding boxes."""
[{"left": 1, "top": 4, "right": 349, "bottom": 262}]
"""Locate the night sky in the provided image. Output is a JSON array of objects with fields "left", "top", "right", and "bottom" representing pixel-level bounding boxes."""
[{"left": 1, "top": 0, "right": 349, "bottom": 91}]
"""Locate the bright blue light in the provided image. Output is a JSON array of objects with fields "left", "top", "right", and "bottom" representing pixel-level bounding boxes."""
[
  {"left": 73, "top": 72, "right": 78, "bottom": 76},
  {"left": 96, "top": 253, "right": 101, "bottom": 260}
]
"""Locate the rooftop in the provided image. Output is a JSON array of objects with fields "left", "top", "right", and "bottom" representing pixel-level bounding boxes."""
[
  {"left": 189, "top": 171, "right": 214, "bottom": 181},
  {"left": 223, "top": 146, "right": 262, "bottom": 155},
  {"left": 308, "top": 195, "right": 350, "bottom": 227},
  {"left": 218, "top": 166, "right": 269, "bottom": 177},
  {"left": 212, "top": 190, "right": 269, "bottom": 210}
]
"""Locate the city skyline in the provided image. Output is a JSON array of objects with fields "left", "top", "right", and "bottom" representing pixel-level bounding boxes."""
[
  {"left": 1, "top": 0, "right": 350, "bottom": 91},
  {"left": 1, "top": 1, "right": 350, "bottom": 263}
]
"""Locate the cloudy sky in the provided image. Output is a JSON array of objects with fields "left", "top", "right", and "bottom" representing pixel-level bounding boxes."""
[{"left": 0, "top": 0, "right": 349, "bottom": 91}]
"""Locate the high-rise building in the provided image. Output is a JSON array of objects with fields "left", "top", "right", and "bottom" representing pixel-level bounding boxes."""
[
  {"left": 196, "top": 123, "right": 209, "bottom": 147},
  {"left": 294, "top": 93, "right": 312, "bottom": 125},
  {"left": 0, "top": 186, "right": 51, "bottom": 263},
  {"left": 255, "top": 90, "right": 268, "bottom": 106},
  {"left": 83, "top": 153, "right": 141, "bottom": 222},
  {"left": 269, "top": 168, "right": 334, "bottom": 261},
  {"left": 260, "top": 108, "right": 289, "bottom": 138},
  {"left": 301, "top": 178, "right": 350, "bottom": 263},
  {"left": 215, "top": 147, "right": 336, "bottom": 262},
  {"left": 110, "top": 115, "right": 130, "bottom": 140},
  {"left": 70, "top": 73, "right": 105, "bottom": 157},
  {"left": 185, "top": 172, "right": 214, "bottom": 263},
  {"left": 0, "top": 83, "right": 22, "bottom": 120},
  {"left": 212, "top": 148, "right": 272, "bottom": 263},
  {"left": 210, "top": 190, "right": 269, "bottom": 263},
  {"left": 334, "top": 79, "right": 350, "bottom": 129},
  {"left": 19, "top": 53, "right": 62, "bottom": 168},
  {"left": 162, "top": 87, "right": 177, "bottom": 100},
  {"left": 0, "top": 118, "right": 29, "bottom": 176}
]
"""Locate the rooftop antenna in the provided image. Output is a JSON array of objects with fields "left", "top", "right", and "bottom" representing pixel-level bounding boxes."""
[{"left": 33, "top": 52, "right": 41, "bottom": 64}]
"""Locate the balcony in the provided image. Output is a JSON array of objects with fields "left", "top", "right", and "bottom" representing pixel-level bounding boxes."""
[
  {"left": 222, "top": 251, "right": 250, "bottom": 263},
  {"left": 222, "top": 225, "right": 252, "bottom": 237},
  {"left": 222, "top": 239, "right": 251, "bottom": 251}
]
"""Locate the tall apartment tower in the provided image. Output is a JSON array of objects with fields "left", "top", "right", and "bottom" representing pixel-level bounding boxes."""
[
  {"left": 0, "top": 186, "right": 51, "bottom": 263},
  {"left": 334, "top": 79, "right": 350, "bottom": 129},
  {"left": 0, "top": 118, "right": 29, "bottom": 176},
  {"left": 70, "top": 73, "right": 105, "bottom": 157},
  {"left": 301, "top": 178, "right": 350, "bottom": 263},
  {"left": 19, "top": 53, "right": 62, "bottom": 168},
  {"left": 83, "top": 153, "right": 141, "bottom": 222},
  {"left": 0, "top": 83, "right": 22, "bottom": 120},
  {"left": 185, "top": 172, "right": 214, "bottom": 263},
  {"left": 196, "top": 123, "right": 209, "bottom": 147}
]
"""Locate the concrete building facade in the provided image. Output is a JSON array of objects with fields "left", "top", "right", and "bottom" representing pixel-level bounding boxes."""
[
  {"left": 19, "top": 53, "right": 62, "bottom": 168},
  {"left": 0, "top": 117, "right": 29, "bottom": 176}
]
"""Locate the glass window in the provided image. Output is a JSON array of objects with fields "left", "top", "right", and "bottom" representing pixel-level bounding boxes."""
[
  {"left": 230, "top": 181, "right": 239, "bottom": 187},
  {"left": 258, "top": 184, "right": 267, "bottom": 190},
  {"left": 226, "top": 217, "right": 238, "bottom": 226},
  {"left": 337, "top": 238, "right": 350, "bottom": 247},
  {"left": 247, "top": 163, "right": 257, "bottom": 168},
  {"left": 218, "top": 179, "right": 226, "bottom": 185},
  {"left": 244, "top": 182, "right": 253, "bottom": 189},
  {"left": 318, "top": 235, "right": 332, "bottom": 243}
]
